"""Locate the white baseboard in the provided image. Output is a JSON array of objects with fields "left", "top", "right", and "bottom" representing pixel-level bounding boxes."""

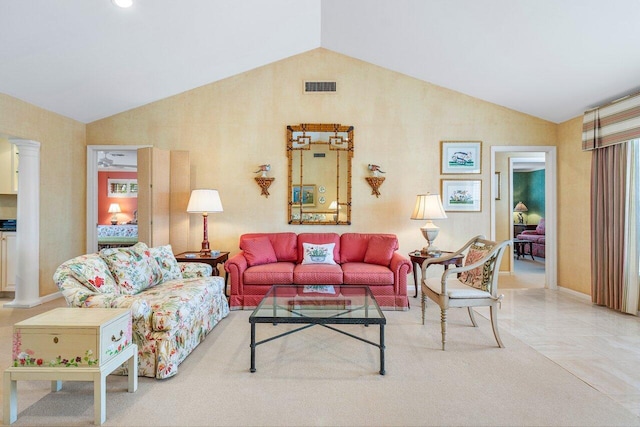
[{"left": 557, "top": 286, "right": 591, "bottom": 301}]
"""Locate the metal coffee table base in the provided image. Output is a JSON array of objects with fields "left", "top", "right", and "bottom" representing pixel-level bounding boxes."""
[{"left": 250, "top": 316, "right": 385, "bottom": 375}]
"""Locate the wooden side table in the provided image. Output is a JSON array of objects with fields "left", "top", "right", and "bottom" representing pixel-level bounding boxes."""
[
  {"left": 4, "top": 308, "right": 138, "bottom": 425},
  {"left": 409, "top": 251, "right": 465, "bottom": 298},
  {"left": 174, "top": 251, "right": 230, "bottom": 295}
]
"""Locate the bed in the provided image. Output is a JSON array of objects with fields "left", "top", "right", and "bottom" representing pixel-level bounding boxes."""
[{"left": 97, "top": 224, "right": 138, "bottom": 250}]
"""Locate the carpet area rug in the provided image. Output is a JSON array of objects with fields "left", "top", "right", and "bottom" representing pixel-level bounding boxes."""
[{"left": 2, "top": 299, "right": 639, "bottom": 426}]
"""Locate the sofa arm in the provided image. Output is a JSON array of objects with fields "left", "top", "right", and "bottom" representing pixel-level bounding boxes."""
[
  {"left": 389, "top": 252, "right": 412, "bottom": 296},
  {"left": 179, "top": 262, "right": 213, "bottom": 278},
  {"left": 83, "top": 294, "right": 151, "bottom": 319},
  {"left": 225, "top": 252, "right": 248, "bottom": 298},
  {"left": 519, "top": 230, "right": 540, "bottom": 236}
]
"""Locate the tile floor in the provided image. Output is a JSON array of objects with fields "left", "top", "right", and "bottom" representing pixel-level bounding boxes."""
[{"left": 486, "top": 274, "right": 640, "bottom": 418}]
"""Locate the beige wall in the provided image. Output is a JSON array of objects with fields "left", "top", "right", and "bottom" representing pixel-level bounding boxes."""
[
  {"left": 0, "top": 93, "right": 86, "bottom": 296},
  {"left": 557, "top": 117, "right": 592, "bottom": 294},
  {"left": 87, "top": 48, "right": 558, "bottom": 278},
  {"left": 0, "top": 47, "right": 593, "bottom": 298}
]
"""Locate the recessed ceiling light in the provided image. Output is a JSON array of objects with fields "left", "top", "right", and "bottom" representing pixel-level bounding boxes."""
[{"left": 112, "top": 0, "right": 133, "bottom": 8}]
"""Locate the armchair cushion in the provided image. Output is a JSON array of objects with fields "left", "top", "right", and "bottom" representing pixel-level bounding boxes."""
[
  {"left": 241, "top": 236, "right": 277, "bottom": 266},
  {"left": 459, "top": 243, "right": 495, "bottom": 292},
  {"left": 424, "top": 277, "right": 492, "bottom": 299}
]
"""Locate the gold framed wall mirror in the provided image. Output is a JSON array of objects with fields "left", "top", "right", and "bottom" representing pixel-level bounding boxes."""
[{"left": 287, "top": 124, "right": 353, "bottom": 225}]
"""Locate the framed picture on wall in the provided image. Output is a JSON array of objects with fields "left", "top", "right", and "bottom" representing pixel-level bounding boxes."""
[
  {"left": 108, "top": 179, "right": 138, "bottom": 198},
  {"left": 292, "top": 184, "right": 316, "bottom": 207},
  {"left": 494, "top": 172, "right": 501, "bottom": 200},
  {"left": 440, "top": 141, "right": 482, "bottom": 174},
  {"left": 441, "top": 179, "right": 482, "bottom": 212}
]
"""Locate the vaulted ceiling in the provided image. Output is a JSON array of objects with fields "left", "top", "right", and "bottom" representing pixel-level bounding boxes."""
[{"left": 2, "top": 0, "right": 639, "bottom": 124}]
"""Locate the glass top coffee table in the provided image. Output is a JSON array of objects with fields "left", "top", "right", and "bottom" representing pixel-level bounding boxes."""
[{"left": 249, "top": 285, "right": 386, "bottom": 375}]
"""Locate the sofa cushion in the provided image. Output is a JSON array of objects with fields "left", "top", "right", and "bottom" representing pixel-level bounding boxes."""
[
  {"left": 341, "top": 262, "right": 394, "bottom": 285},
  {"left": 363, "top": 235, "right": 397, "bottom": 266},
  {"left": 340, "top": 233, "right": 399, "bottom": 264},
  {"left": 297, "top": 233, "right": 340, "bottom": 264},
  {"left": 241, "top": 236, "right": 278, "bottom": 266},
  {"left": 100, "top": 242, "right": 163, "bottom": 295},
  {"left": 243, "top": 262, "right": 295, "bottom": 285},
  {"left": 150, "top": 244, "right": 182, "bottom": 282},
  {"left": 240, "top": 233, "right": 297, "bottom": 262},
  {"left": 63, "top": 253, "right": 120, "bottom": 295},
  {"left": 293, "top": 263, "right": 343, "bottom": 284},
  {"left": 301, "top": 242, "right": 337, "bottom": 265},
  {"left": 459, "top": 243, "right": 494, "bottom": 291}
]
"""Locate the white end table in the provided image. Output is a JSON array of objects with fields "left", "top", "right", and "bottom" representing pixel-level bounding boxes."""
[{"left": 3, "top": 308, "right": 138, "bottom": 425}]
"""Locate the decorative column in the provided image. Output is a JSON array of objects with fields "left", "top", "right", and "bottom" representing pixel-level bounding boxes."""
[{"left": 4, "top": 139, "right": 41, "bottom": 308}]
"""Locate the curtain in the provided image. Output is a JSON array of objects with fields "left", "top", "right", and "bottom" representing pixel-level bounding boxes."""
[
  {"left": 583, "top": 92, "right": 640, "bottom": 151},
  {"left": 590, "top": 143, "right": 627, "bottom": 310},
  {"left": 622, "top": 141, "right": 639, "bottom": 314}
]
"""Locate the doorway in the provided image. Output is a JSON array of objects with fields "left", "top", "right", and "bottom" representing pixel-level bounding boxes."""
[
  {"left": 86, "top": 145, "right": 148, "bottom": 253},
  {"left": 490, "top": 146, "right": 557, "bottom": 290}
]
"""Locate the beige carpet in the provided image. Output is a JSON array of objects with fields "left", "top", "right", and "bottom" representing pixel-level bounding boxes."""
[{"left": 1, "top": 297, "right": 639, "bottom": 426}]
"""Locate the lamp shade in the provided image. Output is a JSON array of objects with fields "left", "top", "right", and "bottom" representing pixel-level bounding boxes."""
[
  {"left": 513, "top": 201, "right": 528, "bottom": 212},
  {"left": 328, "top": 201, "right": 340, "bottom": 210},
  {"left": 410, "top": 194, "right": 447, "bottom": 220},
  {"left": 107, "top": 203, "right": 121, "bottom": 214},
  {"left": 187, "top": 189, "right": 223, "bottom": 213}
]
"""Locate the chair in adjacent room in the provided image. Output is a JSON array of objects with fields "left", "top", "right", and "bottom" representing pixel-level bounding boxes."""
[{"left": 421, "top": 235, "right": 511, "bottom": 350}]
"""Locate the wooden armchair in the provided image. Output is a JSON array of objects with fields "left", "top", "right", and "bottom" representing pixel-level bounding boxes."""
[{"left": 421, "top": 235, "right": 511, "bottom": 350}]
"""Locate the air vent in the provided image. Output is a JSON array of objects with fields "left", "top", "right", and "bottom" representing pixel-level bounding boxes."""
[{"left": 304, "top": 81, "right": 337, "bottom": 93}]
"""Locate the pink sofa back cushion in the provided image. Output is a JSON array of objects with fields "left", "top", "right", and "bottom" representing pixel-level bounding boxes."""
[
  {"left": 536, "top": 218, "right": 546, "bottom": 235},
  {"left": 240, "top": 233, "right": 297, "bottom": 262},
  {"left": 297, "top": 233, "right": 340, "bottom": 264},
  {"left": 340, "top": 233, "right": 399, "bottom": 264}
]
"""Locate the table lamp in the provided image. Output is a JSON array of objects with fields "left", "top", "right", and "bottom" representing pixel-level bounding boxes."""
[
  {"left": 187, "top": 189, "right": 223, "bottom": 257},
  {"left": 328, "top": 200, "right": 340, "bottom": 221},
  {"left": 410, "top": 193, "right": 448, "bottom": 255},
  {"left": 108, "top": 203, "right": 121, "bottom": 225},
  {"left": 514, "top": 201, "right": 528, "bottom": 224}
]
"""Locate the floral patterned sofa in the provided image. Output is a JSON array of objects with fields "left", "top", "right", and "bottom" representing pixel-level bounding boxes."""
[
  {"left": 54, "top": 242, "right": 229, "bottom": 379},
  {"left": 225, "top": 232, "right": 412, "bottom": 311}
]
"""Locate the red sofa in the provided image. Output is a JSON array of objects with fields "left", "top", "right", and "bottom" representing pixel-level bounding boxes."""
[
  {"left": 225, "top": 232, "right": 412, "bottom": 310},
  {"left": 516, "top": 218, "right": 545, "bottom": 258}
]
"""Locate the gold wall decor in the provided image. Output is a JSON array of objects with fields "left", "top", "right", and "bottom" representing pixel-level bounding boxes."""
[
  {"left": 255, "top": 177, "right": 274, "bottom": 198},
  {"left": 287, "top": 123, "right": 353, "bottom": 224},
  {"left": 365, "top": 176, "right": 385, "bottom": 197}
]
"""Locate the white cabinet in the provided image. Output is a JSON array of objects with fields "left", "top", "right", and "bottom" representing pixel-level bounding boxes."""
[
  {"left": 1, "top": 231, "right": 17, "bottom": 291},
  {"left": 0, "top": 139, "right": 18, "bottom": 195}
]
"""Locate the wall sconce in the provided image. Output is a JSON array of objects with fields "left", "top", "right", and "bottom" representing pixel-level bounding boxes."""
[
  {"left": 187, "top": 189, "right": 224, "bottom": 257},
  {"left": 514, "top": 201, "right": 528, "bottom": 224},
  {"left": 254, "top": 164, "right": 274, "bottom": 197},
  {"left": 410, "top": 193, "right": 448, "bottom": 255},
  {"left": 366, "top": 164, "right": 386, "bottom": 197},
  {"left": 108, "top": 203, "right": 121, "bottom": 225}
]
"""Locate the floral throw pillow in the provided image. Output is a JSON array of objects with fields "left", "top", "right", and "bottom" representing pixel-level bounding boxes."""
[
  {"left": 301, "top": 243, "right": 336, "bottom": 265},
  {"left": 459, "top": 243, "right": 495, "bottom": 292},
  {"left": 149, "top": 244, "right": 182, "bottom": 282},
  {"left": 100, "top": 242, "right": 163, "bottom": 295},
  {"left": 65, "top": 253, "right": 120, "bottom": 295}
]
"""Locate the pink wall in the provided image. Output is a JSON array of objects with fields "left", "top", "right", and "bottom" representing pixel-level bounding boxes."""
[{"left": 98, "top": 171, "right": 138, "bottom": 225}]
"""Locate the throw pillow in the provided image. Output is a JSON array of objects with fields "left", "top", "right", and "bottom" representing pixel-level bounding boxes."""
[
  {"left": 65, "top": 253, "right": 120, "bottom": 294},
  {"left": 100, "top": 242, "right": 163, "bottom": 295},
  {"left": 149, "top": 244, "right": 182, "bottom": 282},
  {"left": 459, "top": 243, "right": 495, "bottom": 291},
  {"left": 363, "top": 235, "right": 396, "bottom": 266},
  {"left": 241, "top": 236, "right": 278, "bottom": 266},
  {"left": 301, "top": 242, "right": 336, "bottom": 265}
]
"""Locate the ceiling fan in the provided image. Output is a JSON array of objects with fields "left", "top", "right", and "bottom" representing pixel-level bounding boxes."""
[{"left": 97, "top": 151, "right": 136, "bottom": 169}]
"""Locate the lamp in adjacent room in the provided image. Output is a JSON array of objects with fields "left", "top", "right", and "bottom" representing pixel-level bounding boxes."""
[
  {"left": 187, "top": 189, "right": 223, "bottom": 257},
  {"left": 514, "top": 201, "right": 528, "bottom": 224},
  {"left": 108, "top": 203, "right": 121, "bottom": 225},
  {"left": 410, "top": 193, "right": 448, "bottom": 255},
  {"left": 328, "top": 200, "right": 340, "bottom": 221}
]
